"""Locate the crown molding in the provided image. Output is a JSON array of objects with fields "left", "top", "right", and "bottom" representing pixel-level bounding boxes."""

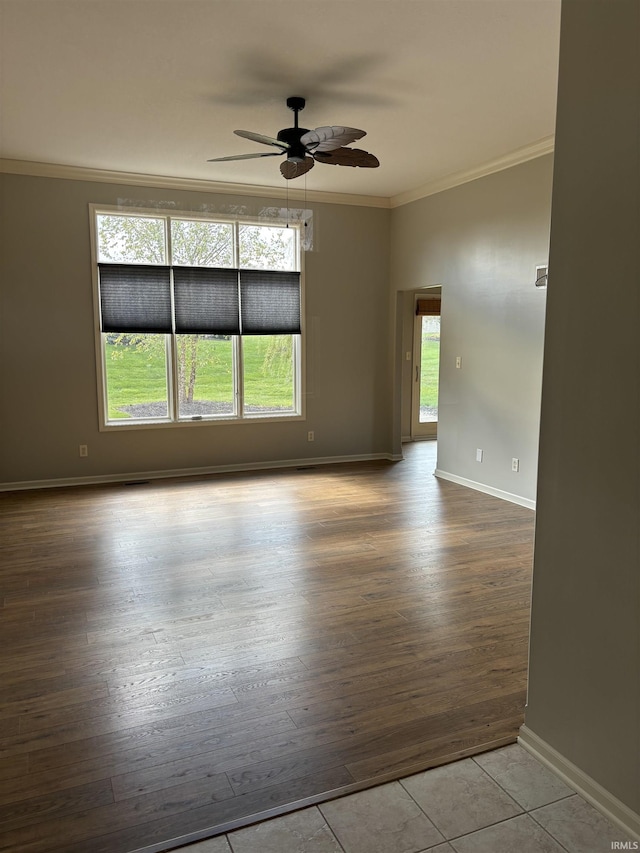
[
  {"left": 390, "top": 136, "right": 555, "bottom": 208},
  {"left": 1, "top": 137, "right": 554, "bottom": 211},
  {"left": 0, "top": 159, "right": 391, "bottom": 209}
]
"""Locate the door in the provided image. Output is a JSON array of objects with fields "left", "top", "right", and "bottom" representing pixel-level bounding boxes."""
[{"left": 411, "top": 294, "right": 441, "bottom": 439}]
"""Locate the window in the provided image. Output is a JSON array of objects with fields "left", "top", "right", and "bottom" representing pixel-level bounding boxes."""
[{"left": 91, "top": 207, "right": 303, "bottom": 427}]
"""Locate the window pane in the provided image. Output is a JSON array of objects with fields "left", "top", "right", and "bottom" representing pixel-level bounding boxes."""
[
  {"left": 177, "top": 335, "right": 235, "bottom": 419},
  {"left": 103, "top": 334, "right": 169, "bottom": 420},
  {"left": 171, "top": 219, "right": 234, "bottom": 267},
  {"left": 243, "top": 335, "right": 296, "bottom": 414},
  {"left": 97, "top": 215, "right": 165, "bottom": 264},
  {"left": 419, "top": 315, "right": 440, "bottom": 423},
  {"left": 239, "top": 225, "right": 297, "bottom": 271}
]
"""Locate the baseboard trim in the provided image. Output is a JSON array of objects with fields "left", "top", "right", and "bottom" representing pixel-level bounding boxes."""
[
  {"left": 434, "top": 469, "right": 536, "bottom": 510},
  {"left": 518, "top": 725, "right": 640, "bottom": 841},
  {"left": 0, "top": 452, "right": 404, "bottom": 492}
]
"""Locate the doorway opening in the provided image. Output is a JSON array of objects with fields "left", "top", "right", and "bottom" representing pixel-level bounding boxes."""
[{"left": 411, "top": 290, "right": 441, "bottom": 440}]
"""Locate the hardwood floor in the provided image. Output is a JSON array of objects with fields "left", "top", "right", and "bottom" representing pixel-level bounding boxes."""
[{"left": 0, "top": 442, "right": 535, "bottom": 853}]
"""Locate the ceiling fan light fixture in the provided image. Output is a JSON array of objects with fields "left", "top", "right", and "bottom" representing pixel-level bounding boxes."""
[{"left": 285, "top": 143, "right": 308, "bottom": 164}]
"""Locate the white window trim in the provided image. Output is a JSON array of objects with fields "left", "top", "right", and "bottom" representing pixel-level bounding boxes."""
[{"left": 89, "top": 204, "right": 306, "bottom": 431}]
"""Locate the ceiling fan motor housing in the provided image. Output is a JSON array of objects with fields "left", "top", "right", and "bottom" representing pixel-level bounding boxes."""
[{"left": 277, "top": 127, "right": 310, "bottom": 163}]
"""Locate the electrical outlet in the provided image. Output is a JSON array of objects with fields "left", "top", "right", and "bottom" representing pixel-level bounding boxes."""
[
  {"left": 476, "top": 448, "right": 483, "bottom": 462},
  {"left": 512, "top": 457, "right": 520, "bottom": 472},
  {"left": 307, "top": 431, "right": 314, "bottom": 442},
  {"left": 79, "top": 445, "right": 88, "bottom": 457}
]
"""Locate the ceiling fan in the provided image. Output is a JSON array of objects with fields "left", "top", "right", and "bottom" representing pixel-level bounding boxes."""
[{"left": 208, "top": 96, "right": 380, "bottom": 180}]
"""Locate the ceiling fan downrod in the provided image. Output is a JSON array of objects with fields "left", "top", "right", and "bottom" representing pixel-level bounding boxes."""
[
  {"left": 281, "top": 97, "right": 308, "bottom": 162},
  {"left": 286, "top": 96, "right": 306, "bottom": 123}
]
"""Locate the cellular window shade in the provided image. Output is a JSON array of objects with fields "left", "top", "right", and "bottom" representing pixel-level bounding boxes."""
[
  {"left": 240, "top": 270, "right": 301, "bottom": 334},
  {"left": 174, "top": 267, "right": 240, "bottom": 334},
  {"left": 99, "top": 264, "right": 172, "bottom": 333}
]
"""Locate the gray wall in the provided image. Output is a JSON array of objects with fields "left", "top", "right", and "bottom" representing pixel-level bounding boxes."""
[
  {"left": 391, "top": 155, "right": 553, "bottom": 504},
  {"left": 525, "top": 0, "right": 640, "bottom": 815},
  {"left": 0, "top": 174, "right": 391, "bottom": 486},
  {"left": 0, "top": 161, "right": 553, "bottom": 497}
]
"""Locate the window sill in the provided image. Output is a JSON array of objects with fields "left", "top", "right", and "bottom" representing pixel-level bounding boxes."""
[{"left": 100, "top": 413, "right": 304, "bottom": 432}]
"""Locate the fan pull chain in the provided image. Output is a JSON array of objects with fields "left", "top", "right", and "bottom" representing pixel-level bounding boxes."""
[{"left": 285, "top": 178, "right": 289, "bottom": 228}]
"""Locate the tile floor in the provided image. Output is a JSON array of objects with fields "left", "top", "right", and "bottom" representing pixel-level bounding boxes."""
[{"left": 180, "top": 744, "right": 637, "bottom": 853}]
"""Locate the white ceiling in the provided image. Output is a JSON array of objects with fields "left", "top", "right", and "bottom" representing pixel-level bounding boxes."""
[{"left": 0, "top": 0, "right": 561, "bottom": 202}]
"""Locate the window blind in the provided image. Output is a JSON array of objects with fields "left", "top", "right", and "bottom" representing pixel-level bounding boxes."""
[
  {"left": 99, "top": 265, "right": 301, "bottom": 335},
  {"left": 99, "top": 265, "right": 172, "bottom": 333},
  {"left": 240, "top": 270, "right": 301, "bottom": 334},
  {"left": 416, "top": 297, "right": 441, "bottom": 316},
  {"left": 173, "top": 267, "right": 240, "bottom": 334}
]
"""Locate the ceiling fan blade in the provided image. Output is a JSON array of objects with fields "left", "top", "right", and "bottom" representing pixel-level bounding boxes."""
[
  {"left": 207, "top": 151, "right": 283, "bottom": 162},
  {"left": 301, "top": 126, "right": 366, "bottom": 152},
  {"left": 234, "top": 129, "right": 289, "bottom": 150},
  {"left": 280, "top": 156, "right": 315, "bottom": 180},
  {"left": 314, "top": 147, "right": 380, "bottom": 168}
]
